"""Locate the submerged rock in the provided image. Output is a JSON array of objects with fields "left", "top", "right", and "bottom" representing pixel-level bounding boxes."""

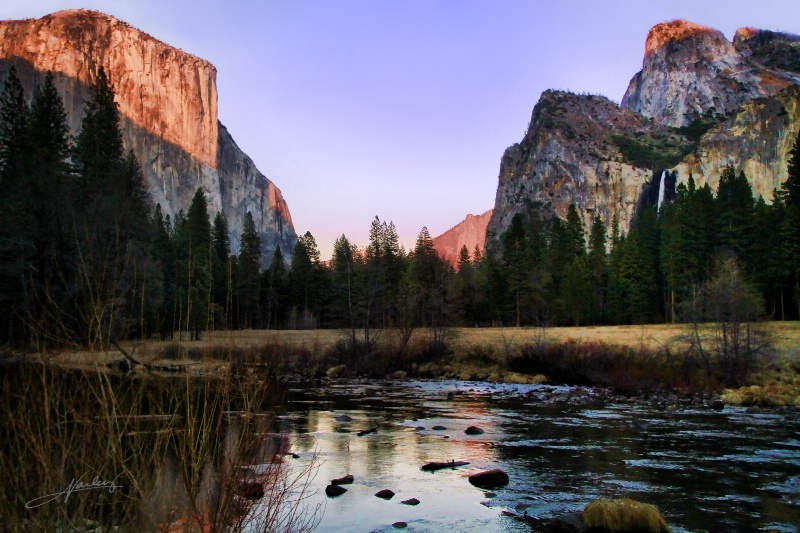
[
  {"left": 392, "top": 522, "right": 408, "bottom": 529},
  {"left": 468, "top": 469, "right": 509, "bottom": 488},
  {"left": 421, "top": 460, "right": 470, "bottom": 471},
  {"left": 432, "top": 425, "right": 447, "bottom": 430},
  {"left": 335, "top": 414, "right": 353, "bottom": 422},
  {"left": 549, "top": 511, "right": 587, "bottom": 532}
]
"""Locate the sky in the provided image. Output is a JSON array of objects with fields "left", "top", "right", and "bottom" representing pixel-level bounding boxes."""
[{"left": 3, "top": 1, "right": 800, "bottom": 259}]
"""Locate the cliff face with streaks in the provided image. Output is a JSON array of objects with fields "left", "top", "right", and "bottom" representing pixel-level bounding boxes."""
[
  {"left": 432, "top": 210, "right": 493, "bottom": 267},
  {"left": 0, "top": 9, "right": 295, "bottom": 262},
  {"left": 487, "top": 90, "right": 686, "bottom": 241},
  {"left": 488, "top": 20, "right": 800, "bottom": 243}
]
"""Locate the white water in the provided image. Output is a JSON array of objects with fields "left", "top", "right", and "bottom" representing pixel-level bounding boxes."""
[{"left": 657, "top": 170, "right": 667, "bottom": 211}]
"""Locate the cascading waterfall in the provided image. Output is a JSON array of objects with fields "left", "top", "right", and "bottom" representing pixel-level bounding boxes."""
[{"left": 657, "top": 170, "right": 667, "bottom": 212}]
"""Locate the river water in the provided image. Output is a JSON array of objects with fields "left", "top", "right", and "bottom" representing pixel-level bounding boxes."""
[{"left": 274, "top": 380, "right": 800, "bottom": 533}]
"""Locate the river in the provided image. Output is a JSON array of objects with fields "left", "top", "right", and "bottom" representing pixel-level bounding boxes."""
[{"left": 273, "top": 379, "right": 800, "bottom": 532}]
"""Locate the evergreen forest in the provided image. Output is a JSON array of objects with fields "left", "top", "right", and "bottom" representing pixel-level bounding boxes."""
[{"left": 1, "top": 66, "right": 800, "bottom": 350}]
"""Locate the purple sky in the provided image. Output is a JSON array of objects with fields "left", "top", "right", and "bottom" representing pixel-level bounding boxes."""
[{"left": 3, "top": 1, "right": 800, "bottom": 259}]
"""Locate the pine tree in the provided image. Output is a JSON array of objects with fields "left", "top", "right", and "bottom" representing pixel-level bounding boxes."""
[
  {"left": 0, "top": 66, "right": 31, "bottom": 341},
  {"left": 716, "top": 166, "right": 755, "bottom": 263},
  {"left": 472, "top": 244, "right": 483, "bottom": 265},
  {"left": 211, "top": 212, "right": 231, "bottom": 326},
  {"left": 331, "top": 234, "right": 361, "bottom": 337},
  {"left": 25, "top": 71, "right": 75, "bottom": 342},
  {"left": 289, "top": 231, "right": 325, "bottom": 328},
  {"left": 587, "top": 214, "right": 608, "bottom": 323},
  {"left": 238, "top": 212, "right": 262, "bottom": 328},
  {"left": 185, "top": 188, "right": 213, "bottom": 339},
  {"left": 261, "top": 246, "right": 288, "bottom": 329},
  {"left": 74, "top": 67, "right": 124, "bottom": 200},
  {"left": 502, "top": 213, "right": 530, "bottom": 327},
  {"left": 0, "top": 66, "right": 29, "bottom": 186},
  {"left": 780, "top": 130, "right": 800, "bottom": 318}
]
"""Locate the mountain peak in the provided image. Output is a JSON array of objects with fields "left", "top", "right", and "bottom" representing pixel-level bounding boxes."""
[{"left": 644, "top": 20, "right": 723, "bottom": 60}]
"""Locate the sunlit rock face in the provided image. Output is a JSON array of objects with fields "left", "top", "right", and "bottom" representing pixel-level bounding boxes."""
[
  {"left": 622, "top": 20, "right": 798, "bottom": 127},
  {"left": 487, "top": 90, "right": 683, "bottom": 239},
  {"left": 432, "top": 210, "right": 493, "bottom": 267},
  {"left": 0, "top": 9, "right": 296, "bottom": 262},
  {"left": 676, "top": 85, "right": 800, "bottom": 200},
  {"left": 487, "top": 20, "right": 800, "bottom": 243}
]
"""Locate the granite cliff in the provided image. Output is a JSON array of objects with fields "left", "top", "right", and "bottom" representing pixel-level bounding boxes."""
[
  {"left": 487, "top": 90, "right": 690, "bottom": 240},
  {"left": 432, "top": 210, "right": 493, "bottom": 267},
  {"left": 488, "top": 20, "right": 800, "bottom": 242},
  {"left": 621, "top": 20, "right": 798, "bottom": 127},
  {"left": 0, "top": 9, "right": 296, "bottom": 262}
]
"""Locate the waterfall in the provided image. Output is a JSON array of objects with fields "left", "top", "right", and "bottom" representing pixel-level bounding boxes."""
[{"left": 657, "top": 170, "right": 667, "bottom": 212}]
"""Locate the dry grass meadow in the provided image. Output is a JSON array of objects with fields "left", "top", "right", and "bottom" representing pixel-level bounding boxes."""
[{"left": 44, "top": 321, "right": 800, "bottom": 369}]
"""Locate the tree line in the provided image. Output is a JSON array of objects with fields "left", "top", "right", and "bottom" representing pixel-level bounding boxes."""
[{"left": 2, "top": 63, "right": 799, "bottom": 350}]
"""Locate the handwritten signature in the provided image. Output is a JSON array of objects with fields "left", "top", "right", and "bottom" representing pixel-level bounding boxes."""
[{"left": 25, "top": 473, "right": 123, "bottom": 509}]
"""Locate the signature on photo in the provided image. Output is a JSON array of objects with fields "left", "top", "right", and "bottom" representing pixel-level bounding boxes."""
[{"left": 25, "top": 473, "right": 124, "bottom": 509}]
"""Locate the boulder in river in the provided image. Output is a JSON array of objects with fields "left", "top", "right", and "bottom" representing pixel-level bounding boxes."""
[
  {"left": 465, "top": 426, "right": 484, "bottom": 435},
  {"left": 375, "top": 489, "right": 395, "bottom": 499},
  {"left": 432, "top": 425, "right": 447, "bottom": 430},
  {"left": 325, "top": 484, "right": 348, "bottom": 497},
  {"left": 335, "top": 414, "right": 353, "bottom": 422},
  {"left": 468, "top": 469, "right": 509, "bottom": 488},
  {"left": 710, "top": 399, "right": 725, "bottom": 411},
  {"left": 401, "top": 497, "right": 420, "bottom": 505},
  {"left": 582, "top": 498, "right": 670, "bottom": 533},
  {"left": 392, "top": 522, "right": 408, "bottom": 529},
  {"left": 331, "top": 474, "right": 354, "bottom": 485}
]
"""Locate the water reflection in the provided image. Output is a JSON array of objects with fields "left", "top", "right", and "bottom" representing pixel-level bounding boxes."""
[{"left": 280, "top": 380, "right": 800, "bottom": 532}]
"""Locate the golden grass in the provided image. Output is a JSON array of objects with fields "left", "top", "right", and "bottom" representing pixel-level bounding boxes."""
[
  {"left": 583, "top": 498, "right": 671, "bottom": 533},
  {"left": 41, "top": 322, "right": 800, "bottom": 384}
]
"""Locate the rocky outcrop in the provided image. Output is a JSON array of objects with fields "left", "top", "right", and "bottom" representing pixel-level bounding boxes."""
[
  {"left": 487, "top": 90, "right": 686, "bottom": 240},
  {"left": 675, "top": 85, "right": 800, "bottom": 199},
  {"left": 488, "top": 20, "right": 800, "bottom": 243},
  {"left": 0, "top": 9, "right": 296, "bottom": 263},
  {"left": 432, "top": 210, "right": 492, "bottom": 267},
  {"left": 734, "top": 28, "right": 800, "bottom": 74},
  {"left": 622, "top": 20, "right": 798, "bottom": 127}
]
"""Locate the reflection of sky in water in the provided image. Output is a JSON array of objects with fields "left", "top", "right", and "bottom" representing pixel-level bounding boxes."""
[{"left": 264, "top": 380, "right": 800, "bottom": 532}]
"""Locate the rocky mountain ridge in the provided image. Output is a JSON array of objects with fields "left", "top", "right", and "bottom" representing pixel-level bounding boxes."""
[
  {"left": 488, "top": 19, "right": 800, "bottom": 242},
  {"left": 0, "top": 9, "right": 296, "bottom": 262},
  {"left": 432, "top": 210, "right": 493, "bottom": 267}
]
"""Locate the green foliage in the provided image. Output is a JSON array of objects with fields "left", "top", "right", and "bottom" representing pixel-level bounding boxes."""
[{"left": 611, "top": 131, "right": 694, "bottom": 170}]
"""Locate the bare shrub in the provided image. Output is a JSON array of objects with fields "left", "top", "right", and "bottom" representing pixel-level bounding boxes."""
[{"left": 0, "top": 354, "right": 320, "bottom": 532}]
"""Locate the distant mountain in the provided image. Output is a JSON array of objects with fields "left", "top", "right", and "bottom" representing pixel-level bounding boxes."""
[
  {"left": 487, "top": 19, "right": 800, "bottom": 241},
  {"left": 0, "top": 9, "right": 296, "bottom": 263},
  {"left": 432, "top": 210, "right": 493, "bottom": 267}
]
